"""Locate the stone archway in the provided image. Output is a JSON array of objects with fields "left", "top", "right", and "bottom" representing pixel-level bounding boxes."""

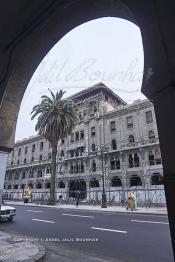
[{"left": 0, "top": 0, "right": 175, "bottom": 258}]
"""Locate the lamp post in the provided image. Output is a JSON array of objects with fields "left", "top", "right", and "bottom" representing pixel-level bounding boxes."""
[{"left": 95, "top": 144, "right": 109, "bottom": 208}]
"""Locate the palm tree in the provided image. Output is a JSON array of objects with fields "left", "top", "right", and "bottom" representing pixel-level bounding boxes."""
[{"left": 31, "top": 89, "right": 78, "bottom": 205}]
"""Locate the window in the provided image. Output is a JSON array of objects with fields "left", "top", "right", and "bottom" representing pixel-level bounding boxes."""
[
  {"left": 29, "top": 171, "right": 34, "bottom": 178},
  {"left": 70, "top": 150, "right": 74, "bottom": 158},
  {"left": 128, "top": 154, "right": 134, "bottom": 168},
  {"left": 75, "top": 132, "right": 79, "bottom": 141},
  {"left": 12, "top": 151, "right": 14, "bottom": 158},
  {"left": 40, "top": 142, "right": 44, "bottom": 150},
  {"left": 71, "top": 133, "right": 74, "bottom": 142},
  {"left": 22, "top": 172, "right": 26, "bottom": 179},
  {"left": 36, "top": 183, "right": 42, "bottom": 189},
  {"left": 14, "top": 185, "right": 18, "bottom": 189},
  {"left": 92, "top": 160, "right": 96, "bottom": 172},
  {"left": 58, "top": 181, "right": 65, "bottom": 188},
  {"left": 32, "top": 144, "right": 35, "bottom": 152},
  {"left": 89, "top": 179, "right": 99, "bottom": 188},
  {"left": 37, "top": 170, "right": 42, "bottom": 177},
  {"left": 151, "top": 173, "right": 163, "bottom": 185},
  {"left": 149, "top": 150, "right": 155, "bottom": 165},
  {"left": 24, "top": 158, "right": 27, "bottom": 164},
  {"left": 15, "top": 173, "right": 19, "bottom": 179},
  {"left": 48, "top": 153, "right": 51, "bottom": 160},
  {"left": 127, "top": 116, "right": 133, "bottom": 128},
  {"left": 21, "top": 184, "right": 25, "bottom": 189},
  {"left": 39, "top": 155, "right": 43, "bottom": 162},
  {"left": 111, "top": 139, "right": 117, "bottom": 150},
  {"left": 18, "top": 148, "right": 21, "bottom": 156},
  {"left": 130, "top": 175, "right": 142, "bottom": 186},
  {"left": 110, "top": 157, "right": 116, "bottom": 170},
  {"left": 111, "top": 177, "right": 122, "bottom": 187},
  {"left": 80, "top": 162, "right": 84, "bottom": 173},
  {"left": 17, "top": 160, "right": 20, "bottom": 165},
  {"left": 145, "top": 111, "right": 153, "bottom": 124},
  {"left": 91, "top": 127, "right": 95, "bottom": 137},
  {"left": 7, "top": 185, "right": 12, "bottom": 189},
  {"left": 155, "top": 149, "right": 162, "bottom": 164},
  {"left": 25, "top": 146, "right": 28, "bottom": 154},
  {"left": 148, "top": 131, "right": 155, "bottom": 141},
  {"left": 91, "top": 143, "right": 96, "bottom": 152},
  {"left": 46, "top": 183, "right": 50, "bottom": 189},
  {"left": 110, "top": 121, "right": 116, "bottom": 132},
  {"left": 80, "top": 130, "right": 84, "bottom": 140},
  {"left": 134, "top": 153, "right": 140, "bottom": 167},
  {"left": 11, "top": 160, "right": 13, "bottom": 166},
  {"left": 61, "top": 139, "right": 64, "bottom": 144},
  {"left": 129, "top": 135, "right": 135, "bottom": 143},
  {"left": 61, "top": 150, "right": 64, "bottom": 157},
  {"left": 31, "top": 156, "right": 34, "bottom": 163}
]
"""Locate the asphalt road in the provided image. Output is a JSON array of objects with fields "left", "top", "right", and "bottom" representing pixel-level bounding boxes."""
[{"left": 0, "top": 205, "right": 173, "bottom": 262}]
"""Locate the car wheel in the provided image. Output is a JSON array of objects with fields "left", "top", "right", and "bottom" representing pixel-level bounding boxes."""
[{"left": 8, "top": 217, "right": 14, "bottom": 222}]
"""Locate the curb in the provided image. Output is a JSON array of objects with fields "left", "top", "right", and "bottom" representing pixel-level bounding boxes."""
[{"left": 5, "top": 202, "right": 168, "bottom": 216}]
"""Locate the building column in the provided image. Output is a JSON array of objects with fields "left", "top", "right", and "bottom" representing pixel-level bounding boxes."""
[
  {"left": 153, "top": 85, "right": 175, "bottom": 257},
  {"left": 0, "top": 151, "right": 8, "bottom": 208}
]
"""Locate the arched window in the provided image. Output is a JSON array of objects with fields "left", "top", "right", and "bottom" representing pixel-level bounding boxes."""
[
  {"left": 111, "top": 176, "right": 122, "bottom": 187},
  {"left": 92, "top": 160, "right": 96, "bottom": 172},
  {"left": 148, "top": 131, "right": 155, "bottom": 140},
  {"left": 58, "top": 181, "right": 65, "bottom": 188},
  {"left": 130, "top": 175, "right": 142, "bottom": 187},
  {"left": 111, "top": 139, "right": 117, "bottom": 150},
  {"left": 89, "top": 179, "right": 99, "bottom": 188},
  {"left": 149, "top": 150, "right": 155, "bottom": 165},
  {"left": 151, "top": 173, "right": 163, "bottom": 185},
  {"left": 134, "top": 153, "right": 140, "bottom": 167},
  {"left": 129, "top": 135, "right": 135, "bottom": 143},
  {"left": 128, "top": 154, "right": 134, "bottom": 168},
  {"left": 110, "top": 157, "right": 115, "bottom": 170}
]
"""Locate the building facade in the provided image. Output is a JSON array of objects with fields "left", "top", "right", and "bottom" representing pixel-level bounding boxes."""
[{"left": 3, "top": 83, "right": 165, "bottom": 205}]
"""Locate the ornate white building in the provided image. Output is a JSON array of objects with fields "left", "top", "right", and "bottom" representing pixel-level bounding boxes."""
[{"left": 3, "top": 83, "right": 165, "bottom": 205}]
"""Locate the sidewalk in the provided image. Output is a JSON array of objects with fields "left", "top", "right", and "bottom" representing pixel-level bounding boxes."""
[
  {"left": 0, "top": 231, "right": 45, "bottom": 262},
  {"left": 5, "top": 201, "right": 168, "bottom": 215}
]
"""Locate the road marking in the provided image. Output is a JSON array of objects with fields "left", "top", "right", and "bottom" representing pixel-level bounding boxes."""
[
  {"left": 91, "top": 227, "right": 127, "bottom": 234},
  {"left": 32, "top": 219, "right": 55, "bottom": 223},
  {"left": 62, "top": 213, "right": 94, "bottom": 218},
  {"left": 26, "top": 210, "right": 43, "bottom": 213},
  {"left": 131, "top": 219, "right": 169, "bottom": 225}
]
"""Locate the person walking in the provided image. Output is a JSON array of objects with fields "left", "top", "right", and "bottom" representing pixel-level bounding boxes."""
[{"left": 126, "top": 191, "right": 134, "bottom": 211}]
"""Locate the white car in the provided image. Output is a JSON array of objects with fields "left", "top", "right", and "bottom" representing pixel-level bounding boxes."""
[{"left": 0, "top": 205, "right": 16, "bottom": 221}]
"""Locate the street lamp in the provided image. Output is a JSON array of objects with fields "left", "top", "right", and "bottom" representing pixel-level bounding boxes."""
[{"left": 95, "top": 144, "right": 109, "bottom": 208}]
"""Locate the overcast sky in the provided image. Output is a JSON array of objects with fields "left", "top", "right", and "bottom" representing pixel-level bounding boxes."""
[{"left": 15, "top": 17, "right": 145, "bottom": 142}]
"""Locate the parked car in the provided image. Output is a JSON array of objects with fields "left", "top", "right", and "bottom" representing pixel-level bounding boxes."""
[{"left": 0, "top": 205, "right": 16, "bottom": 221}]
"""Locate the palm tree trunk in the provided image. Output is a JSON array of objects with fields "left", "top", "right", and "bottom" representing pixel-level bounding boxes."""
[{"left": 50, "top": 142, "right": 57, "bottom": 205}]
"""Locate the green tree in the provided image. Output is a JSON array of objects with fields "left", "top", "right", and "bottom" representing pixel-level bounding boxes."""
[{"left": 31, "top": 89, "right": 78, "bottom": 205}]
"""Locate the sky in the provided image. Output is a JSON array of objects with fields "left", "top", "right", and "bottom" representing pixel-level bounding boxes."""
[{"left": 15, "top": 17, "right": 145, "bottom": 142}]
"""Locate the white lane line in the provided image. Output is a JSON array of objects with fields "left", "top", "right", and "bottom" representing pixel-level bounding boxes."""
[
  {"left": 91, "top": 227, "right": 127, "bottom": 234},
  {"left": 26, "top": 210, "right": 43, "bottom": 213},
  {"left": 62, "top": 213, "right": 94, "bottom": 218},
  {"left": 32, "top": 219, "right": 55, "bottom": 224},
  {"left": 131, "top": 219, "right": 168, "bottom": 225}
]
